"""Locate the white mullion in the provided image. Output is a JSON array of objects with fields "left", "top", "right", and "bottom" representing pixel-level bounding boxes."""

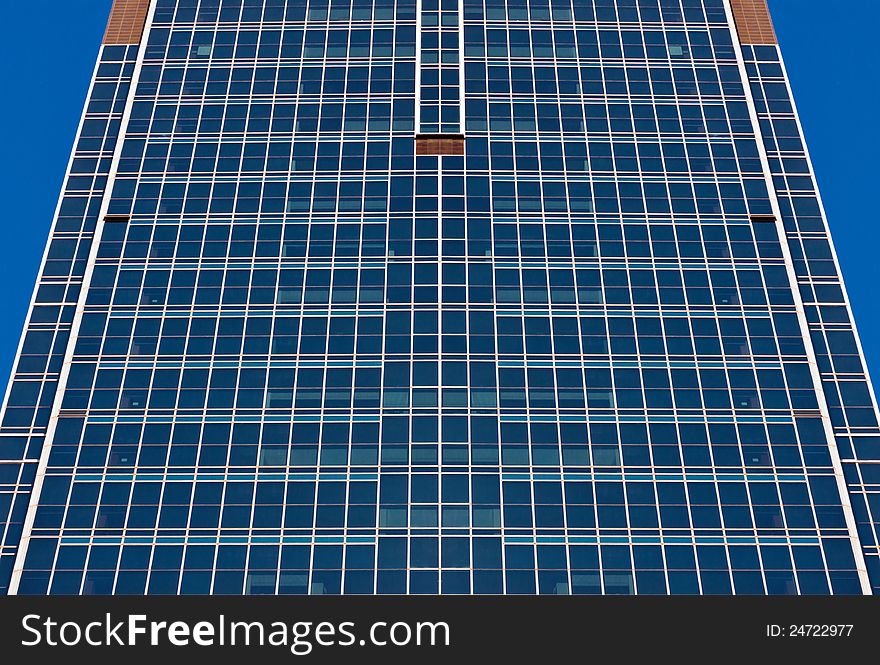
[{"left": 457, "top": 0, "right": 466, "bottom": 133}]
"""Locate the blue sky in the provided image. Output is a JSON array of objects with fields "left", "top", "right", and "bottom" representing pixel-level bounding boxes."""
[{"left": 0, "top": 1, "right": 877, "bottom": 388}]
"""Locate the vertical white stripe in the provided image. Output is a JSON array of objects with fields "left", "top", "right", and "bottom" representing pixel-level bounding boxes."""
[
  {"left": 721, "top": 0, "right": 873, "bottom": 595},
  {"left": 774, "top": 54, "right": 880, "bottom": 424},
  {"left": 458, "top": 0, "right": 466, "bottom": 133},
  {"left": 415, "top": 0, "right": 423, "bottom": 131},
  {"left": 8, "top": 0, "right": 161, "bottom": 595}
]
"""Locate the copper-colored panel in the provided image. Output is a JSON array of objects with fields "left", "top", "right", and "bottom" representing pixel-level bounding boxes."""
[
  {"left": 103, "top": 0, "right": 151, "bottom": 45},
  {"left": 416, "top": 134, "right": 466, "bottom": 156},
  {"left": 730, "top": 0, "right": 777, "bottom": 45}
]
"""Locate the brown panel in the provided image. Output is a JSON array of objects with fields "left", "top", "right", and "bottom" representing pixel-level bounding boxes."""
[
  {"left": 416, "top": 134, "right": 466, "bottom": 156},
  {"left": 103, "top": 0, "right": 151, "bottom": 45},
  {"left": 730, "top": 0, "right": 777, "bottom": 45}
]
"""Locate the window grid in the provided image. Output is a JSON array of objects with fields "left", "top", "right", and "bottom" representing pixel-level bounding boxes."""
[{"left": 1, "top": 0, "right": 874, "bottom": 596}]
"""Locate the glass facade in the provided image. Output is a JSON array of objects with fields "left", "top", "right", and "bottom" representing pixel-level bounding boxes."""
[{"left": 1, "top": 0, "right": 877, "bottom": 595}]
